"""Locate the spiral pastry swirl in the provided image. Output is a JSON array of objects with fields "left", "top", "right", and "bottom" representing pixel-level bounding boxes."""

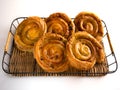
[
  {"left": 74, "top": 12, "right": 104, "bottom": 41},
  {"left": 66, "top": 32, "right": 102, "bottom": 70},
  {"left": 14, "top": 16, "right": 47, "bottom": 52},
  {"left": 34, "top": 33, "right": 68, "bottom": 72},
  {"left": 45, "top": 12, "right": 75, "bottom": 39}
]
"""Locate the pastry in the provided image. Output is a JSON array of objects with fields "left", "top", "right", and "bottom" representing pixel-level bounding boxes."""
[
  {"left": 66, "top": 31, "right": 103, "bottom": 70},
  {"left": 96, "top": 46, "right": 105, "bottom": 63},
  {"left": 14, "top": 16, "right": 47, "bottom": 52},
  {"left": 45, "top": 12, "right": 75, "bottom": 39},
  {"left": 74, "top": 12, "right": 104, "bottom": 41},
  {"left": 34, "top": 33, "right": 68, "bottom": 72}
]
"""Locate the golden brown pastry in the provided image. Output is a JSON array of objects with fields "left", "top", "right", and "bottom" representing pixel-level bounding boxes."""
[
  {"left": 96, "top": 46, "right": 105, "bottom": 63},
  {"left": 34, "top": 33, "right": 69, "bottom": 72},
  {"left": 74, "top": 12, "right": 104, "bottom": 41},
  {"left": 66, "top": 31, "right": 103, "bottom": 70},
  {"left": 45, "top": 12, "right": 75, "bottom": 39},
  {"left": 14, "top": 16, "right": 47, "bottom": 52}
]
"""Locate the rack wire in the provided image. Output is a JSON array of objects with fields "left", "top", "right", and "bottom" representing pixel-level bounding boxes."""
[{"left": 2, "top": 17, "right": 118, "bottom": 76}]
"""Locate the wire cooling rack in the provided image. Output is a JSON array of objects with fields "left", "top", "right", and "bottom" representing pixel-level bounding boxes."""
[{"left": 2, "top": 17, "right": 118, "bottom": 76}]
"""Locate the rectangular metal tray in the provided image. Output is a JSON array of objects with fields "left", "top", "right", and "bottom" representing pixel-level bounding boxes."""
[{"left": 2, "top": 17, "right": 118, "bottom": 76}]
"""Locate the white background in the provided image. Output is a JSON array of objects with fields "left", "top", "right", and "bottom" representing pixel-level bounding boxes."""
[{"left": 0, "top": 0, "right": 120, "bottom": 90}]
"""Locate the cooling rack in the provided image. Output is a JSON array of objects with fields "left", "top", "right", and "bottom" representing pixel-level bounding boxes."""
[{"left": 2, "top": 17, "right": 118, "bottom": 76}]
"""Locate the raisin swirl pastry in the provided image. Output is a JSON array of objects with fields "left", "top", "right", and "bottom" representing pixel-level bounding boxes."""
[
  {"left": 14, "top": 16, "right": 47, "bottom": 52},
  {"left": 45, "top": 12, "right": 75, "bottom": 39},
  {"left": 74, "top": 12, "right": 104, "bottom": 41},
  {"left": 34, "top": 33, "right": 68, "bottom": 72},
  {"left": 66, "top": 32, "right": 103, "bottom": 70}
]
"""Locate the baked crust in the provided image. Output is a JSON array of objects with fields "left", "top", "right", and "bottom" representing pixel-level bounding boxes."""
[
  {"left": 45, "top": 12, "right": 75, "bottom": 39},
  {"left": 34, "top": 33, "right": 68, "bottom": 72},
  {"left": 14, "top": 16, "right": 47, "bottom": 52},
  {"left": 66, "top": 31, "right": 103, "bottom": 70},
  {"left": 74, "top": 12, "right": 104, "bottom": 41}
]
